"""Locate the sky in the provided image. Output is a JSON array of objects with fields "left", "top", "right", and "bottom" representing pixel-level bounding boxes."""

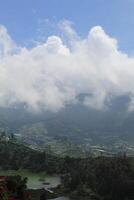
[
  {"left": 0, "top": 0, "right": 134, "bottom": 53},
  {"left": 1, "top": 0, "right": 134, "bottom": 112}
]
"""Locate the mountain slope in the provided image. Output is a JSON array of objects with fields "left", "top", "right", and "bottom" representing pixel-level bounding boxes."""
[{"left": 0, "top": 95, "right": 134, "bottom": 155}]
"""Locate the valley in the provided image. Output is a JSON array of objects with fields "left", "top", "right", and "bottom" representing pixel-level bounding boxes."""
[{"left": 0, "top": 95, "right": 134, "bottom": 157}]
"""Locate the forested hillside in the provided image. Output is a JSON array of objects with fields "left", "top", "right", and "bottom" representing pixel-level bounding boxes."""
[
  {"left": 0, "top": 139, "right": 134, "bottom": 199},
  {"left": 0, "top": 140, "right": 60, "bottom": 174},
  {"left": 60, "top": 156, "right": 134, "bottom": 200}
]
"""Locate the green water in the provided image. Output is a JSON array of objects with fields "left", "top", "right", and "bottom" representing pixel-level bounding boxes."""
[
  {"left": 0, "top": 170, "right": 69, "bottom": 200},
  {"left": 0, "top": 170, "right": 60, "bottom": 189}
]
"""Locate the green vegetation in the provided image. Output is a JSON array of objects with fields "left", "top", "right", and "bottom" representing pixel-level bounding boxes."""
[
  {"left": 60, "top": 155, "right": 134, "bottom": 200},
  {"left": 1, "top": 132, "right": 134, "bottom": 199},
  {"left": 0, "top": 169, "right": 46, "bottom": 179},
  {"left": 0, "top": 140, "right": 61, "bottom": 174},
  {"left": 1, "top": 176, "right": 29, "bottom": 200}
]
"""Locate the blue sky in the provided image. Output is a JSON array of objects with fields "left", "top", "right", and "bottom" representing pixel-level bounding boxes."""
[
  {"left": 1, "top": 0, "right": 134, "bottom": 111},
  {"left": 0, "top": 0, "right": 134, "bottom": 53}
]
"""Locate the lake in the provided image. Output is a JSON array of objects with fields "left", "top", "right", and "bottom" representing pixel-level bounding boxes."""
[{"left": 0, "top": 170, "right": 70, "bottom": 200}]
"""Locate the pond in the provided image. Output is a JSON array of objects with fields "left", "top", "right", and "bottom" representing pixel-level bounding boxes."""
[
  {"left": 27, "top": 175, "right": 61, "bottom": 190},
  {"left": 0, "top": 170, "right": 70, "bottom": 200}
]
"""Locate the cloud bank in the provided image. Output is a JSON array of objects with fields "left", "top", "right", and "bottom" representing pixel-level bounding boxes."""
[{"left": 0, "top": 21, "right": 134, "bottom": 112}]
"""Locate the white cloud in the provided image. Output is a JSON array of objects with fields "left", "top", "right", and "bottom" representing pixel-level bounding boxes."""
[
  {"left": 0, "top": 22, "right": 134, "bottom": 111},
  {"left": 0, "top": 25, "right": 16, "bottom": 57}
]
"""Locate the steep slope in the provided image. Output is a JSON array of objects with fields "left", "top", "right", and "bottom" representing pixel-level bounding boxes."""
[{"left": 0, "top": 140, "right": 60, "bottom": 173}]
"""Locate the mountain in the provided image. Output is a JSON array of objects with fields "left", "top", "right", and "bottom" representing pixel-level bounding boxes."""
[{"left": 0, "top": 94, "right": 134, "bottom": 156}]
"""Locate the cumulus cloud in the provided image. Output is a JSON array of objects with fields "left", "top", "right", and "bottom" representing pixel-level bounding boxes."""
[{"left": 0, "top": 22, "right": 134, "bottom": 111}]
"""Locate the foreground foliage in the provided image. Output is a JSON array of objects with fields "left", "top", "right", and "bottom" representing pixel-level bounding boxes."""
[
  {"left": 0, "top": 176, "right": 31, "bottom": 200},
  {"left": 1, "top": 140, "right": 134, "bottom": 199},
  {"left": 61, "top": 155, "right": 134, "bottom": 200}
]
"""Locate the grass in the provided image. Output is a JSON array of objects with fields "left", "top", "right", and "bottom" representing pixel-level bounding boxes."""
[{"left": 0, "top": 169, "right": 46, "bottom": 178}]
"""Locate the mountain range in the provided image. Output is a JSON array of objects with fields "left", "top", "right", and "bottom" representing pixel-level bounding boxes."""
[{"left": 0, "top": 94, "right": 134, "bottom": 156}]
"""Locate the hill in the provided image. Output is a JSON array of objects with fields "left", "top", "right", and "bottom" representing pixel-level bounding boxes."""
[
  {"left": 0, "top": 140, "right": 60, "bottom": 173},
  {"left": 0, "top": 95, "right": 134, "bottom": 156}
]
